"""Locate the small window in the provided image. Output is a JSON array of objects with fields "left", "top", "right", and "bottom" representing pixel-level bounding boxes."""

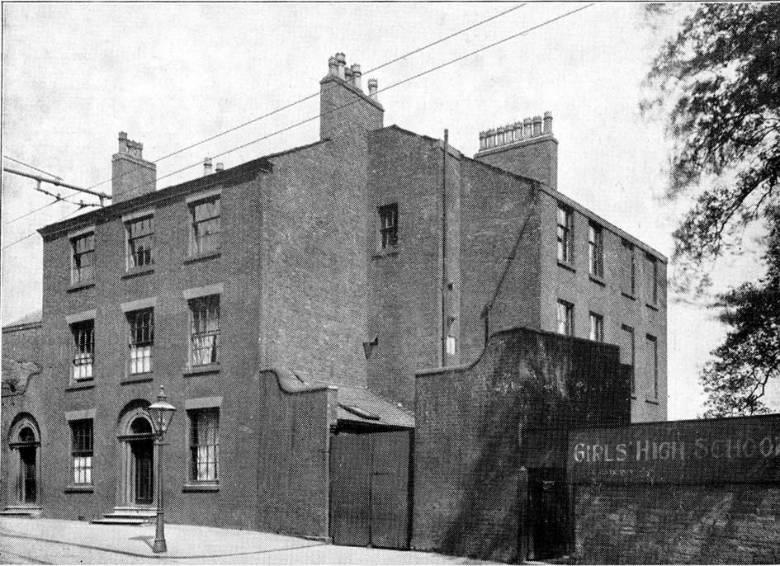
[
  {"left": 189, "top": 409, "right": 219, "bottom": 483},
  {"left": 588, "top": 223, "right": 604, "bottom": 278},
  {"left": 646, "top": 254, "right": 659, "bottom": 305},
  {"left": 621, "top": 324, "right": 635, "bottom": 395},
  {"left": 589, "top": 312, "right": 604, "bottom": 342},
  {"left": 126, "top": 216, "right": 154, "bottom": 269},
  {"left": 71, "top": 232, "right": 95, "bottom": 285},
  {"left": 446, "top": 335, "right": 457, "bottom": 356},
  {"left": 556, "top": 205, "right": 573, "bottom": 264},
  {"left": 70, "top": 420, "right": 93, "bottom": 485},
  {"left": 71, "top": 320, "right": 94, "bottom": 381},
  {"left": 556, "top": 300, "right": 574, "bottom": 336},
  {"left": 128, "top": 309, "right": 154, "bottom": 374},
  {"left": 189, "top": 295, "right": 220, "bottom": 366},
  {"left": 190, "top": 197, "right": 221, "bottom": 256},
  {"left": 647, "top": 334, "right": 658, "bottom": 399},
  {"left": 621, "top": 240, "right": 636, "bottom": 296},
  {"left": 378, "top": 203, "right": 398, "bottom": 249}
]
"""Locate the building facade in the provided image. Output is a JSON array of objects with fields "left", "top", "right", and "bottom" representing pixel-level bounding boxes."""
[{"left": 1, "top": 52, "right": 666, "bottom": 537}]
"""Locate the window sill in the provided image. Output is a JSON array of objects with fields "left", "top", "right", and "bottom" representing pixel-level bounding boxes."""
[
  {"left": 557, "top": 261, "right": 576, "bottom": 273},
  {"left": 589, "top": 274, "right": 606, "bottom": 286},
  {"left": 121, "top": 374, "right": 154, "bottom": 385},
  {"left": 67, "top": 281, "right": 95, "bottom": 293},
  {"left": 66, "top": 380, "right": 95, "bottom": 391},
  {"left": 183, "top": 363, "right": 221, "bottom": 376},
  {"left": 645, "top": 398, "right": 660, "bottom": 405},
  {"left": 65, "top": 485, "right": 94, "bottom": 493},
  {"left": 184, "top": 251, "right": 221, "bottom": 265},
  {"left": 646, "top": 302, "right": 660, "bottom": 311},
  {"left": 621, "top": 291, "right": 636, "bottom": 301},
  {"left": 122, "top": 266, "right": 154, "bottom": 279},
  {"left": 372, "top": 248, "right": 399, "bottom": 259},
  {"left": 183, "top": 483, "right": 220, "bottom": 493}
]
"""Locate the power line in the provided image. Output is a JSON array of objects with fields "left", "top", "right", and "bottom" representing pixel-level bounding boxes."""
[
  {"left": 5, "top": 200, "right": 61, "bottom": 225},
  {"left": 83, "top": 3, "right": 527, "bottom": 193},
  {"left": 2, "top": 203, "right": 86, "bottom": 250},
  {"left": 119, "top": 3, "right": 592, "bottom": 202}
]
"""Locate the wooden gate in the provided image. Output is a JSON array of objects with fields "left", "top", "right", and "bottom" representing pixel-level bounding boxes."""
[{"left": 329, "top": 430, "right": 411, "bottom": 549}]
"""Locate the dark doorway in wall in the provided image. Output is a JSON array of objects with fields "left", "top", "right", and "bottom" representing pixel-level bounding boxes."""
[
  {"left": 19, "top": 445, "right": 37, "bottom": 503},
  {"left": 131, "top": 439, "right": 154, "bottom": 505},
  {"left": 329, "top": 429, "right": 412, "bottom": 549},
  {"left": 528, "top": 467, "right": 569, "bottom": 560}
]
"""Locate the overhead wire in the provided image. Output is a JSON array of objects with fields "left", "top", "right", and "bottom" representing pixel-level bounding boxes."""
[
  {"left": 117, "top": 3, "right": 593, "bottom": 203},
  {"left": 2, "top": 3, "right": 592, "bottom": 249},
  {"left": 82, "top": 3, "right": 528, "bottom": 193}
]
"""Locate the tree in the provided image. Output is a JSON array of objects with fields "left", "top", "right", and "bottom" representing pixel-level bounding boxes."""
[{"left": 645, "top": 4, "right": 779, "bottom": 415}]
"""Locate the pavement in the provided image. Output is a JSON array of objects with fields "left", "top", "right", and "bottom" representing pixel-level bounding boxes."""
[{"left": 0, "top": 517, "right": 498, "bottom": 565}]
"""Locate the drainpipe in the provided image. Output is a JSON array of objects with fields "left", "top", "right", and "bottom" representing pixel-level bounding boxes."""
[{"left": 441, "top": 129, "right": 449, "bottom": 366}]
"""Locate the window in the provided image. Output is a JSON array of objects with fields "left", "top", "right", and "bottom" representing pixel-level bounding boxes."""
[
  {"left": 556, "top": 205, "right": 573, "bottom": 264},
  {"left": 556, "top": 300, "right": 574, "bottom": 336},
  {"left": 620, "top": 324, "right": 635, "bottom": 395},
  {"left": 126, "top": 216, "right": 154, "bottom": 269},
  {"left": 588, "top": 222, "right": 604, "bottom": 278},
  {"left": 189, "top": 409, "right": 219, "bottom": 482},
  {"left": 646, "top": 254, "right": 659, "bottom": 305},
  {"left": 128, "top": 309, "right": 153, "bottom": 374},
  {"left": 378, "top": 203, "right": 398, "bottom": 249},
  {"left": 446, "top": 335, "right": 457, "bottom": 356},
  {"left": 71, "top": 232, "right": 95, "bottom": 284},
  {"left": 647, "top": 334, "right": 658, "bottom": 399},
  {"left": 589, "top": 312, "right": 604, "bottom": 342},
  {"left": 189, "top": 295, "right": 220, "bottom": 366},
  {"left": 71, "top": 320, "right": 94, "bottom": 381},
  {"left": 621, "top": 240, "right": 636, "bottom": 296},
  {"left": 70, "top": 420, "right": 93, "bottom": 485},
  {"left": 190, "top": 197, "right": 221, "bottom": 255}
]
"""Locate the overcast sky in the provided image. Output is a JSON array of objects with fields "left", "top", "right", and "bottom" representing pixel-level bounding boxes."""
[{"left": 2, "top": 2, "right": 775, "bottom": 418}]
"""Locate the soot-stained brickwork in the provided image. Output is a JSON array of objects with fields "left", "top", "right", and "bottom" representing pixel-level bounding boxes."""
[
  {"left": 3, "top": 50, "right": 666, "bottom": 540},
  {"left": 413, "top": 327, "right": 631, "bottom": 563}
]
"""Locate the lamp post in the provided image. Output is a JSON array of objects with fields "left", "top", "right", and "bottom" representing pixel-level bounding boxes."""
[{"left": 147, "top": 385, "right": 176, "bottom": 554}]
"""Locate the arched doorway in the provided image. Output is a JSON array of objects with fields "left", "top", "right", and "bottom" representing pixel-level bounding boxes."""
[
  {"left": 117, "top": 403, "right": 155, "bottom": 507},
  {"left": 8, "top": 416, "right": 41, "bottom": 507}
]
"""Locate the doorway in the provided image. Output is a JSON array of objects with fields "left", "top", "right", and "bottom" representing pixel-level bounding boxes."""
[
  {"left": 7, "top": 419, "right": 41, "bottom": 507},
  {"left": 119, "top": 414, "right": 155, "bottom": 507},
  {"left": 527, "top": 467, "right": 569, "bottom": 560}
]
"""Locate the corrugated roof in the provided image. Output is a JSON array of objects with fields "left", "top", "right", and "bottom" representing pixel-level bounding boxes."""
[{"left": 335, "top": 385, "right": 414, "bottom": 429}]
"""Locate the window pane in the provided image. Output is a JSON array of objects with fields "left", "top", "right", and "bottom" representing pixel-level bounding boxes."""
[
  {"left": 190, "top": 296, "right": 220, "bottom": 365},
  {"left": 71, "top": 420, "right": 93, "bottom": 485},
  {"left": 190, "top": 409, "right": 219, "bottom": 482},
  {"left": 72, "top": 320, "right": 94, "bottom": 380},
  {"left": 128, "top": 310, "right": 153, "bottom": 374},
  {"left": 72, "top": 233, "right": 95, "bottom": 284},
  {"left": 191, "top": 198, "right": 221, "bottom": 255}
]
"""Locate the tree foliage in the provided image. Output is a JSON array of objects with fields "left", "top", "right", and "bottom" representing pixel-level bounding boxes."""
[{"left": 645, "top": 4, "right": 779, "bottom": 415}]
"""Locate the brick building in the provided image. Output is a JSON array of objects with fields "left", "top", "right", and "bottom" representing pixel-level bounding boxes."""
[{"left": 1, "top": 53, "right": 666, "bottom": 540}]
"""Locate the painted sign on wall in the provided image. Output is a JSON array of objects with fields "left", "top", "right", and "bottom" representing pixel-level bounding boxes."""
[{"left": 568, "top": 414, "right": 780, "bottom": 484}]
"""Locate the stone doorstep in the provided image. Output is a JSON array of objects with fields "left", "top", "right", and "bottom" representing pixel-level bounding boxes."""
[
  {"left": 91, "top": 506, "right": 157, "bottom": 525},
  {"left": 0, "top": 506, "right": 42, "bottom": 518}
]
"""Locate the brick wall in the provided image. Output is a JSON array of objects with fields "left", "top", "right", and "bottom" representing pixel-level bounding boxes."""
[
  {"left": 413, "top": 327, "right": 630, "bottom": 562},
  {"left": 2, "top": 322, "right": 42, "bottom": 363},
  {"left": 574, "top": 483, "right": 780, "bottom": 564}
]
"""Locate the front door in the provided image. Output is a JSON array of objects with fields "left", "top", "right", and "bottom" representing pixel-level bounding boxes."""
[
  {"left": 528, "top": 468, "right": 569, "bottom": 560},
  {"left": 19, "top": 446, "right": 37, "bottom": 504},
  {"left": 131, "top": 439, "right": 153, "bottom": 505}
]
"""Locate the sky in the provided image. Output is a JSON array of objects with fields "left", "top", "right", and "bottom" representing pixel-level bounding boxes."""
[{"left": 2, "top": 2, "right": 776, "bottom": 419}]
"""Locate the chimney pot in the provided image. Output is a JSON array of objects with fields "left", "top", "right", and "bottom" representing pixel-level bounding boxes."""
[
  {"left": 215, "top": 162, "right": 224, "bottom": 172},
  {"left": 532, "top": 115, "right": 543, "bottom": 136},
  {"left": 543, "top": 111, "right": 553, "bottom": 135},
  {"left": 118, "top": 131, "right": 129, "bottom": 153},
  {"left": 368, "top": 78, "right": 378, "bottom": 100},
  {"left": 345, "top": 66, "right": 353, "bottom": 84},
  {"left": 328, "top": 55, "right": 338, "bottom": 76},
  {"left": 513, "top": 121, "right": 523, "bottom": 141},
  {"left": 336, "top": 52, "right": 346, "bottom": 80},
  {"left": 523, "top": 118, "right": 533, "bottom": 138},
  {"left": 351, "top": 63, "right": 362, "bottom": 90},
  {"left": 203, "top": 157, "right": 213, "bottom": 176},
  {"left": 479, "top": 131, "right": 486, "bottom": 150}
]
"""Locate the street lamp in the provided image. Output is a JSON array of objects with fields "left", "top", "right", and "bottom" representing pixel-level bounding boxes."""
[{"left": 147, "top": 385, "right": 176, "bottom": 554}]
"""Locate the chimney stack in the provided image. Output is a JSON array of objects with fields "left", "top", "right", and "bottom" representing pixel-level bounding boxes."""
[
  {"left": 112, "top": 131, "right": 156, "bottom": 203},
  {"left": 474, "top": 111, "right": 557, "bottom": 189},
  {"left": 215, "top": 162, "right": 224, "bottom": 173},
  {"left": 320, "top": 52, "right": 384, "bottom": 140},
  {"left": 203, "top": 157, "right": 213, "bottom": 176}
]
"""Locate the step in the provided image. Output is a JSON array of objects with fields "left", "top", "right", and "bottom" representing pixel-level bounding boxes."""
[
  {"left": 91, "top": 517, "right": 147, "bottom": 525},
  {"left": 0, "top": 506, "right": 41, "bottom": 518},
  {"left": 108, "top": 506, "right": 157, "bottom": 517}
]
